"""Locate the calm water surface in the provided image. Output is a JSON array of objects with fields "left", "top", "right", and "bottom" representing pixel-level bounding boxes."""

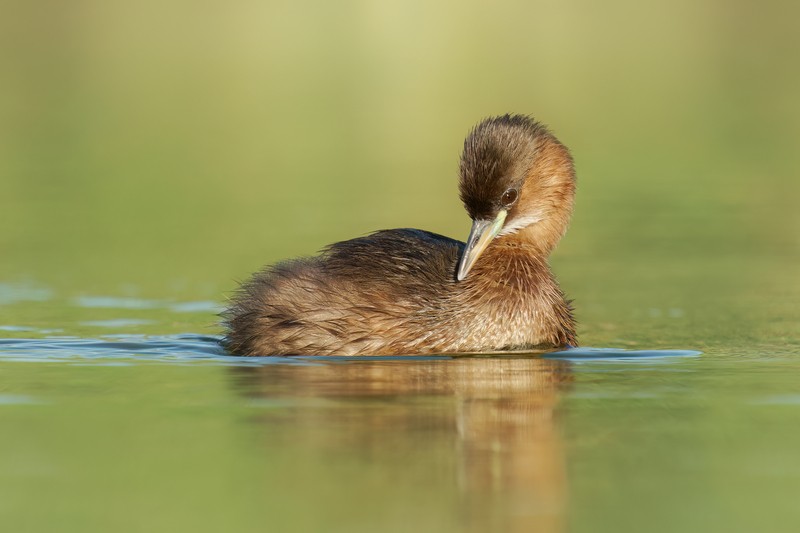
[
  {"left": 4, "top": 2, "right": 800, "bottom": 531},
  {"left": 1, "top": 290, "right": 799, "bottom": 533}
]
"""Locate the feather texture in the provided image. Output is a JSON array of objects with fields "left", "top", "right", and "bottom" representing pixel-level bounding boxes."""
[{"left": 224, "top": 115, "right": 577, "bottom": 356}]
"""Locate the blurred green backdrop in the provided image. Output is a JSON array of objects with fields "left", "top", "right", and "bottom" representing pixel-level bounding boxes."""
[
  {"left": 3, "top": 4, "right": 800, "bottom": 533},
  {"left": 2, "top": 0, "right": 799, "bottom": 345}
]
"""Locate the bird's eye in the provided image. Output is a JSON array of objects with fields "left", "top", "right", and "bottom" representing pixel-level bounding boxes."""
[{"left": 501, "top": 188, "right": 518, "bottom": 207}]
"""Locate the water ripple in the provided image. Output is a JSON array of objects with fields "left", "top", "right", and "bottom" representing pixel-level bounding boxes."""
[
  {"left": 0, "top": 283, "right": 52, "bottom": 305},
  {"left": 0, "top": 335, "right": 233, "bottom": 365},
  {"left": 545, "top": 347, "right": 701, "bottom": 362},
  {"left": 0, "top": 336, "right": 700, "bottom": 367},
  {"left": 73, "top": 296, "right": 223, "bottom": 314}
]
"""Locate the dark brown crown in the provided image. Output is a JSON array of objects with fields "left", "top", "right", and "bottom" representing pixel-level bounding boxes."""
[{"left": 458, "top": 115, "right": 549, "bottom": 220}]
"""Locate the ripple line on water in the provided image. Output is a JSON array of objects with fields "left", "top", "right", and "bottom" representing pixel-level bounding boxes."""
[{"left": 0, "top": 336, "right": 701, "bottom": 367}]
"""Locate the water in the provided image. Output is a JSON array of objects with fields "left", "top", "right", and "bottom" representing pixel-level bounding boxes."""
[
  {"left": 2, "top": 303, "right": 799, "bottom": 532},
  {"left": 0, "top": 327, "right": 709, "bottom": 533},
  {"left": 4, "top": 1, "right": 800, "bottom": 531}
]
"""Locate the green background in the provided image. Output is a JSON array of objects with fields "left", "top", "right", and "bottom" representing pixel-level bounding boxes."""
[
  {"left": 2, "top": 1, "right": 800, "bottom": 532},
  {"left": 2, "top": 0, "right": 798, "bottom": 342}
]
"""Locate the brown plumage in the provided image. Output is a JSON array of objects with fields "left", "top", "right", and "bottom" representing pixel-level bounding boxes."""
[{"left": 224, "top": 114, "right": 577, "bottom": 356}]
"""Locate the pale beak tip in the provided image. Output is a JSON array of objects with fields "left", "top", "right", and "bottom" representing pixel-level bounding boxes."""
[{"left": 456, "top": 211, "right": 507, "bottom": 284}]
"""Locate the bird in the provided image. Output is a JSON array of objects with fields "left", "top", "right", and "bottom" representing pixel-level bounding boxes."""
[{"left": 223, "top": 114, "right": 577, "bottom": 356}]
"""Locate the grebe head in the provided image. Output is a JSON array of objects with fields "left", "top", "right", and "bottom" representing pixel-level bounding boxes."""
[{"left": 457, "top": 114, "right": 576, "bottom": 281}]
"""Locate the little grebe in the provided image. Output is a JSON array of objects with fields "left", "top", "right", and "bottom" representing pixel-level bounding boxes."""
[{"left": 224, "top": 114, "right": 576, "bottom": 356}]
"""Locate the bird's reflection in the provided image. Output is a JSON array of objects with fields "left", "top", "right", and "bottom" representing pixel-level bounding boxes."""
[{"left": 230, "top": 356, "right": 571, "bottom": 533}]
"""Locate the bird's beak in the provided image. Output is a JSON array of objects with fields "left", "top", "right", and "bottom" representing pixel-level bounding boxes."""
[{"left": 456, "top": 210, "right": 507, "bottom": 281}]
